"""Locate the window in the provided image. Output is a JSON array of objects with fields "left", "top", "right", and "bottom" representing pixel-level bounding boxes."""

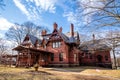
[
  {"left": 105, "top": 55, "right": 108, "bottom": 61},
  {"left": 51, "top": 54, "right": 54, "bottom": 61},
  {"left": 59, "top": 53, "right": 63, "bottom": 61},
  {"left": 52, "top": 42, "right": 61, "bottom": 48},
  {"left": 88, "top": 53, "right": 92, "bottom": 59},
  {"left": 81, "top": 53, "right": 84, "bottom": 57},
  {"left": 36, "top": 44, "right": 39, "bottom": 49},
  {"left": 74, "top": 54, "right": 77, "bottom": 62},
  {"left": 53, "top": 42, "right": 55, "bottom": 48},
  {"left": 43, "top": 44, "right": 46, "bottom": 49},
  {"left": 56, "top": 42, "right": 58, "bottom": 48},
  {"left": 58, "top": 42, "right": 61, "bottom": 47},
  {"left": 90, "top": 54, "right": 92, "bottom": 59}
]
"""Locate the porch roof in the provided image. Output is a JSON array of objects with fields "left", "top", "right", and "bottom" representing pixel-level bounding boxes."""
[{"left": 13, "top": 45, "right": 53, "bottom": 54}]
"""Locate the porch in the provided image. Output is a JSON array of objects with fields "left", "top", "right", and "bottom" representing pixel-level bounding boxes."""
[{"left": 13, "top": 46, "right": 53, "bottom": 67}]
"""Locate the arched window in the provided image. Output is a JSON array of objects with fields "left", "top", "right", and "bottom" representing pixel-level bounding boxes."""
[
  {"left": 59, "top": 53, "right": 63, "bottom": 61},
  {"left": 97, "top": 55, "right": 102, "bottom": 62},
  {"left": 105, "top": 55, "right": 108, "bottom": 61}
]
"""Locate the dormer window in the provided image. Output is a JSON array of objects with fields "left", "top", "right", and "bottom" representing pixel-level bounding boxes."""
[
  {"left": 43, "top": 44, "right": 46, "bottom": 49},
  {"left": 36, "top": 44, "right": 39, "bottom": 49},
  {"left": 30, "top": 45, "right": 33, "bottom": 48}
]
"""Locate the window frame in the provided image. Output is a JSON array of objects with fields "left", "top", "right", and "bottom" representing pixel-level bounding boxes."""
[
  {"left": 59, "top": 53, "right": 63, "bottom": 61},
  {"left": 52, "top": 41, "right": 61, "bottom": 48}
]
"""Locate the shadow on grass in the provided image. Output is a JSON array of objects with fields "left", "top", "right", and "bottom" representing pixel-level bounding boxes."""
[
  {"left": 74, "top": 74, "right": 116, "bottom": 80},
  {"left": 26, "top": 70, "right": 52, "bottom": 75},
  {"left": 0, "top": 70, "right": 53, "bottom": 80},
  {"left": 48, "top": 66, "right": 111, "bottom": 73}
]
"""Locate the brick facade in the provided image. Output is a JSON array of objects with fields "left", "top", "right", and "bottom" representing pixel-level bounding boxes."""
[{"left": 13, "top": 23, "right": 112, "bottom": 68}]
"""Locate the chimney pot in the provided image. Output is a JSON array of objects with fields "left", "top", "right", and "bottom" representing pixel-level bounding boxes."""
[
  {"left": 41, "top": 30, "right": 47, "bottom": 36},
  {"left": 70, "top": 23, "right": 74, "bottom": 37},
  {"left": 53, "top": 22, "right": 58, "bottom": 30},
  {"left": 59, "top": 27, "right": 62, "bottom": 33},
  {"left": 93, "top": 34, "right": 95, "bottom": 43}
]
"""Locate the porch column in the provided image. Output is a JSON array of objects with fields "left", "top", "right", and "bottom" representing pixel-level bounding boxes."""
[
  {"left": 27, "top": 49, "right": 31, "bottom": 67},
  {"left": 16, "top": 51, "right": 20, "bottom": 67}
]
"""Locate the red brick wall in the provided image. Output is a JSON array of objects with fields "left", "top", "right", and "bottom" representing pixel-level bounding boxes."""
[
  {"left": 46, "top": 40, "right": 69, "bottom": 65},
  {"left": 80, "top": 50, "right": 111, "bottom": 66}
]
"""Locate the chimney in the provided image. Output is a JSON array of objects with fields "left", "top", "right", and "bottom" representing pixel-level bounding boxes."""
[
  {"left": 41, "top": 30, "right": 47, "bottom": 36},
  {"left": 53, "top": 22, "right": 58, "bottom": 30},
  {"left": 70, "top": 23, "right": 74, "bottom": 37},
  {"left": 59, "top": 27, "right": 62, "bottom": 33},
  {"left": 92, "top": 34, "right": 95, "bottom": 43}
]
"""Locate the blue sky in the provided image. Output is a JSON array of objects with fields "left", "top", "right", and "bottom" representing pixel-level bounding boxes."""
[
  {"left": 0, "top": 0, "right": 82, "bottom": 38},
  {"left": 0, "top": 0, "right": 120, "bottom": 39}
]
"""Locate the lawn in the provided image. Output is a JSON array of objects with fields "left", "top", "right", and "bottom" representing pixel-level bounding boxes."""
[{"left": 0, "top": 66, "right": 119, "bottom": 80}]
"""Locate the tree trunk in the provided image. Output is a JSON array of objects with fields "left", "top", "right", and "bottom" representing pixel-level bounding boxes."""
[{"left": 113, "top": 50, "right": 117, "bottom": 69}]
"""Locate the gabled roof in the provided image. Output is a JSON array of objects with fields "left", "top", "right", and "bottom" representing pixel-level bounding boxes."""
[
  {"left": 47, "top": 29, "right": 79, "bottom": 44},
  {"left": 28, "top": 34, "right": 41, "bottom": 44},
  {"left": 59, "top": 32, "right": 69, "bottom": 42},
  {"left": 79, "top": 39, "right": 111, "bottom": 51},
  {"left": 21, "top": 34, "right": 41, "bottom": 45}
]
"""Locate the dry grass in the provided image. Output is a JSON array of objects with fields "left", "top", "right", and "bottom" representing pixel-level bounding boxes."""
[
  {"left": 60, "top": 66, "right": 120, "bottom": 79},
  {"left": 0, "top": 66, "right": 119, "bottom": 80}
]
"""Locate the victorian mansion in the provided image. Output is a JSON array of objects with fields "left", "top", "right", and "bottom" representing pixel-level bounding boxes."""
[{"left": 13, "top": 23, "right": 112, "bottom": 68}]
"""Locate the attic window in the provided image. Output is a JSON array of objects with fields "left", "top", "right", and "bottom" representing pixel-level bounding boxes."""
[{"left": 43, "top": 44, "right": 46, "bottom": 49}]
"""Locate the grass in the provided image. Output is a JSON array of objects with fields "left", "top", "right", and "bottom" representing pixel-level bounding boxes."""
[
  {"left": 60, "top": 66, "right": 120, "bottom": 78},
  {"left": 0, "top": 66, "right": 119, "bottom": 80}
]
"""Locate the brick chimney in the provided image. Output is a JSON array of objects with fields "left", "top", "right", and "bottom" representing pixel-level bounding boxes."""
[
  {"left": 53, "top": 22, "right": 58, "bottom": 30},
  {"left": 70, "top": 23, "right": 74, "bottom": 37},
  {"left": 92, "top": 34, "right": 95, "bottom": 43},
  {"left": 41, "top": 30, "right": 47, "bottom": 36},
  {"left": 59, "top": 27, "right": 62, "bottom": 33}
]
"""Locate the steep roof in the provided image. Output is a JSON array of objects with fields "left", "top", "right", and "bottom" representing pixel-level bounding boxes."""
[
  {"left": 59, "top": 32, "right": 69, "bottom": 42},
  {"left": 21, "top": 34, "right": 41, "bottom": 45},
  {"left": 28, "top": 34, "right": 41, "bottom": 44}
]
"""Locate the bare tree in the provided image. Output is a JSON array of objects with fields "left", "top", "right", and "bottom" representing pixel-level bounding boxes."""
[
  {"left": 0, "top": 38, "right": 8, "bottom": 64},
  {"left": 103, "top": 30, "right": 120, "bottom": 69},
  {"left": 5, "top": 21, "right": 44, "bottom": 45},
  {"left": 5, "top": 23, "right": 24, "bottom": 45},
  {"left": 78, "top": 0, "right": 120, "bottom": 28}
]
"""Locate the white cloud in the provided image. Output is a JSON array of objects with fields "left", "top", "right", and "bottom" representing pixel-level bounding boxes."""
[
  {"left": 0, "top": 17, "right": 13, "bottom": 30},
  {"left": 63, "top": 12, "right": 77, "bottom": 24},
  {"left": 13, "top": 0, "right": 57, "bottom": 20},
  {"left": 13, "top": 0, "right": 30, "bottom": 18},
  {"left": 33, "top": 0, "right": 57, "bottom": 13}
]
